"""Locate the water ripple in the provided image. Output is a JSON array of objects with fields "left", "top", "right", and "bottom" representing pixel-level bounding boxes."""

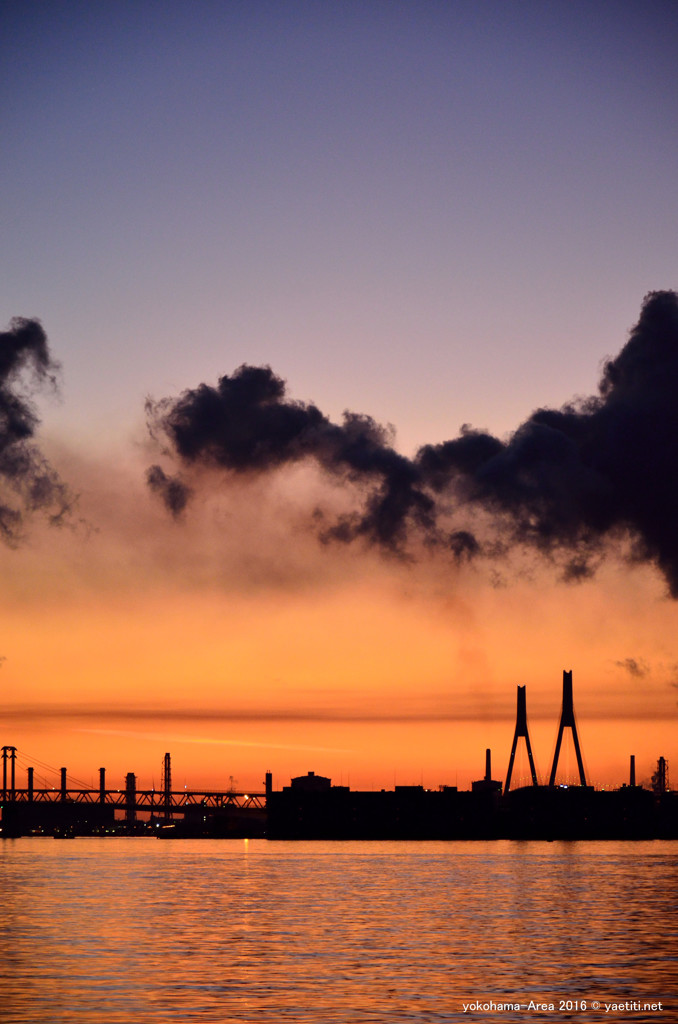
[{"left": 0, "top": 839, "right": 676, "bottom": 1022}]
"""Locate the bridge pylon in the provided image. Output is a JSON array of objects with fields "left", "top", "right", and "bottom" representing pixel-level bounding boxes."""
[
  {"left": 505, "top": 686, "right": 539, "bottom": 793},
  {"left": 549, "top": 670, "right": 587, "bottom": 787}
]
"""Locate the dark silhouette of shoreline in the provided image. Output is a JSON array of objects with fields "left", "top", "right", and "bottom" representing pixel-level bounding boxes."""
[{"left": 2, "top": 672, "right": 675, "bottom": 841}]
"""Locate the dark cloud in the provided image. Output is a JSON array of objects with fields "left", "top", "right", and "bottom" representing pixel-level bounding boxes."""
[
  {"left": 146, "top": 465, "right": 191, "bottom": 518},
  {"left": 146, "top": 365, "right": 435, "bottom": 550},
  {"left": 448, "top": 529, "right": 481, "bottom": 563},
  {"left": 147, "top": 291, "right": 678, "bottom": 595},
  {"left": 615, "top": 658, "right": 649, "bottom": 679},
  {"left": 417, "top": 290, "right": 678, "bottom": 591},
  {"left": 0, "top": 317, "right": 72, "bottom": 542}
]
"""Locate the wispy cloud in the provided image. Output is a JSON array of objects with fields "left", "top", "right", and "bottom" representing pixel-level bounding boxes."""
[
  {"left": 4, "top": 690, "right": 675, "bottom": 725},
  {"left": 76, "top": 727, "right": 353, "bottom": 754},
  {"left": 614, "top": 657, "right": 650, "bottom": 679}
]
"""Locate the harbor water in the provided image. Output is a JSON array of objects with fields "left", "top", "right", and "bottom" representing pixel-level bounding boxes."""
[{"left": 0, "top": 838, "right": 676, "bottom": 1023}]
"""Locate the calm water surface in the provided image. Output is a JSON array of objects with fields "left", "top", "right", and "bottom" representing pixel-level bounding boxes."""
[{"left": 0, "top": 839, "right": 676, "bottom": 1023}]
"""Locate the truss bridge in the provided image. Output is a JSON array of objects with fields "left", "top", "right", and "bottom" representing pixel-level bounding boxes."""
[{"left": 1, "top": 746, "right": 266, "bottom": 827}]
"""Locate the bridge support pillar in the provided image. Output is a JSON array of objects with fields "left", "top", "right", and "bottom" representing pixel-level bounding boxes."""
[
  {"left": 505, "top": 688, "right": 538, "bottom": 793},
  {"left": 2, "top": 747, "right": 17, "bottom": 802},
  {"left": 162, "top": 753, "right": 172, "bottom": 822},
  {"left": 125, "top": 772, "right": 137, "bottom": 826},
  {"left": 549, "top": 670, "right": 587, "bottom": 787}
]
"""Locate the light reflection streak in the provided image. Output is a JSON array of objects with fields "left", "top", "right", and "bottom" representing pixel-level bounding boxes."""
[{"left": 75, "top": 727, "right": 354, "bottom": 754}]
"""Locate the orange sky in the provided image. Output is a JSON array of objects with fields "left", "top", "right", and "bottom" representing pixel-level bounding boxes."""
[
  {"left": 1, "top": 441, "right": 675, "bottom": 796},
  {"left": 3, "top": 4, "right": 678, "bottom": 803}
]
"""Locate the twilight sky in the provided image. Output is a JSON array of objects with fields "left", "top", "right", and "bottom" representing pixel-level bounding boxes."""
[{"left": 1, "top": 0, "right": 677, "bottom": 793}]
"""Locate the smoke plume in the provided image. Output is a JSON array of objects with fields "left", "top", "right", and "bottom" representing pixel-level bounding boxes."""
[
  {"left": 417, "top": 290, "right": 678, "bottom": 591},
  {"left": 147, "top": 291, "right": 678, "bottom": 593},
  {"left": 0, "top": 317, "right": 72, "bottom": 542},
  {"left": 146, "top": 365, "right": 434, "bottom": 550},
  {"left": 146, "top": 464, "right": 191, "bottom": 517}
]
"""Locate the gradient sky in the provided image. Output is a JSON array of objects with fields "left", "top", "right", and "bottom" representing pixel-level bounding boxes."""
[{"left": 1, "top": 1, "right": 677, "bottom": 794}]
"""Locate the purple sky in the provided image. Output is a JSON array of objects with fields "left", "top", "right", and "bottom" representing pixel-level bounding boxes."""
[{"left": 3, "top": 0, "right": 677, "bottom": 456}]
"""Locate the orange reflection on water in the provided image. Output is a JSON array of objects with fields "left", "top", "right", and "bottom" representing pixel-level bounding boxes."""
[{"left": 0, "top": 838, "right": 677, "bottom": 1022}]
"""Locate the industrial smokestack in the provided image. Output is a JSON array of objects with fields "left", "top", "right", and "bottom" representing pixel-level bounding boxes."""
[
  {"left": 652, "top": 757, "right": 668, "bottom": 795},
  {"left": 630, "top": 755, "right": 636, "bottom": 787},
  {"left": 485, "top": 748, "right": 491, "bottom": 782}
]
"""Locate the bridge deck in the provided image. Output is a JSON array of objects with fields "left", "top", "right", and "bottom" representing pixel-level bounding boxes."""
[{"left": 2, "top": 789, "right": 266, "bottom": 812}]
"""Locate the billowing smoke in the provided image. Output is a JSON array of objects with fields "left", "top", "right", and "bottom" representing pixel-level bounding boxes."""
[
  {"left": 146, "top": 365, "right": 435, "bottom": 550},
  {"left": 147, "top": 291, "right": 678, "bottom": 593},
  {"left": 146, "top": 465, "right": 191, "bottom": 517},
  {"left": 0, "top": 317, "right": 72, "bottom": 542},
  {"left": 417, "top": 290, "right": 678, "bottom": 591}
]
